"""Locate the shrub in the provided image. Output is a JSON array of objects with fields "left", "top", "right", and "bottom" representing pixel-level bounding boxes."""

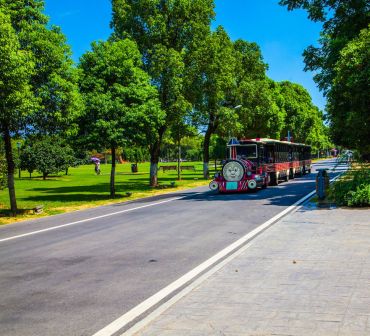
[
  {"left": 345, "top": 184, "right": 370, "bottom": 207},
  {"left": 21, "top": 137, "right": 78, "bottom": 179},
  {"left": 330, "top": 165, "right": 370, "bottom": 207}
]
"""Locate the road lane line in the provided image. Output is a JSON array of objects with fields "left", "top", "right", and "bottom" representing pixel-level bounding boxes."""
[
  {"left": 93, "top": 172, "right": 345, "bottom": 336},
  {"left": 0, "top": 197, "right": 185, "bottom": 243}
]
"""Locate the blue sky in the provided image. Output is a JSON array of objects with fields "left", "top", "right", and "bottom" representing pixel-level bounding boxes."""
[{"left": 44, "top": 0, "right": 325, "bottom": 110}]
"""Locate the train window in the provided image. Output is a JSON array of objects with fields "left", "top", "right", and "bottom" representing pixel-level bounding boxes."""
[{"left": 236, "top": 145, "right": 257, "bottom": 159}]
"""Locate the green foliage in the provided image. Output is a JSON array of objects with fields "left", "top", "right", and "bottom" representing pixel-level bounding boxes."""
[
  {"left": 237, "top": 79, "right": 284, "bottom": 139},
  {"left": 272, "top": 81, "right": 331, "bottom": 150},
  {"left": 279, "top": 0, "right": 369, "bottom": 93},
  {"left": 210, "top": 135, "right": 227, "bottom": 160},
  {"left": 0, "top": 0, "right": 83, "bottom": 213},
  {"left": 0, "top": 9, "right": 35, "bottom": 133},
  {"left": 328, "top": 26, "right": 370, "bottom": 156},
  {"left": 79, "top": 39, "right": 163, "bottom": 150},
  {"left": 111, "top": 0, "right": 215, "bottom": 184},
  {"left": 330, "top": 165, "right": 370, "bottom": 207},
  {"left": 1, "top": 0, "right": 83, "bottom": 136},
  {"left": 79, "top": 39, "right": 164, "bottom": 196},
  {"left": 123, "top": 147, "right": 149, "bottom": 163},
  {"left": 232, "top": 40, "right": 281, "bottom": 139},
  {"left": 186, "top": 26, "right": 237, "bottom": 177},
  {"left": 21, "top": 137, "right": 77, "bottom": 179},
  {"left": 346, "top": 184, "right": 370, "bottom": 207},
  {"left": 0, "top": 8, "right": 36, "bottom": 212},
  {"left": 111, "top": 0, "right": 215, "bottom": 52},
  {"left": 279, "top": 0, "right": 369, "bottom": 153},
  {"left": 19, "top": 146, "right": 37, "bottom": 176},
  {"left": 187, "top": 26, "right": 237, "bottom": 130}
]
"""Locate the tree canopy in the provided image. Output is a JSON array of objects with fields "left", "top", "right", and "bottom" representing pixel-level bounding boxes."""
[
  {"left": 0, "top": 9, "right": 35, "bottom": 213},
  {"left": 20, "top": 137, "right": 76, "bottom": 180},
  {"left": 279, "top": 0, "right": 369, "bottom": 93},
  {"left": 186, "top": 26, "right": 237, "bottom": 177},
  {"left": 280, "top": 0, "right": 369, "bottom": 155},
  {"left": 327, "top": 25, "right": 370, "bottom": 156},
  {"left": 111, "top": 0, "right": 215, "bottom": 185},
  {"left": 0, "top": 0, "right": 83, "bottom": 214},
  {"left": 78, "top": 39, "right": 164, "bottom": 197}
]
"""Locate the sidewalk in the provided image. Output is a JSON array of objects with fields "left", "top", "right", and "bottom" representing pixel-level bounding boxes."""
[{"left": 135, "top": 204, "right": 370, "bottom": 336}]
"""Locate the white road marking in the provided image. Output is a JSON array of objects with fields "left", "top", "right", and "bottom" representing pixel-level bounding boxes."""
[
  {"left": 93, "top": 172, "right": 345, "bottom": 336},
  {"left": 92, "top": 193, "right": 312, "bottom": 336},
  {"left": 0, "top": 197, "right": 186, "bottom": 243}
]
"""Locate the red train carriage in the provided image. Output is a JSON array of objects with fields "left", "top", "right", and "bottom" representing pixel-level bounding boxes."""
[{"left": 209, "top": 138, "right": 311, "bottom": 193}]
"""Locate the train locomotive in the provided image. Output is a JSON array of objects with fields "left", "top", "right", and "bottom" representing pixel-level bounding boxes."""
[{"left": 209, "top": 138, "right": 311, "bottom": 193}]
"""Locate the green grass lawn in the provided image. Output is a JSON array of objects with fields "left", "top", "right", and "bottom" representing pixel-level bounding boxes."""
[{"left": 0, "top": 161, "right": 219, "bottom": 224}]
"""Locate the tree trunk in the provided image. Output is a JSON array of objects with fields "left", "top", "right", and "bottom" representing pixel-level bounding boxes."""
[
  {"left": 43, "top": 172, "right": 47, "bottom": 180},
  {"left": 110, "top": 146, "right": 116, "bottom": 198},
  {"left": 3, "top": 127, "right": 17, "bottom": 215},
  {"left": 149, "top": 128, "right": 165, "bottom": 187},
  {"left": 203, "top": 126, "right": 212, "bottom": 179},
  {"left": 177, "top": 135, "right": 181, "bottom": 181}
]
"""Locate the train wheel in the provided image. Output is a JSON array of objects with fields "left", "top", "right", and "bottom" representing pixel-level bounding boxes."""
[
  {"left": 269, "top": 172, "right": 279, "bottom": 186},
  {"left": 262, "top": 178, "right": 268, "bottom": 189}
]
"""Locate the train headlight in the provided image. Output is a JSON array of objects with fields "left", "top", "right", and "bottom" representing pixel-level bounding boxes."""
[
  {"left": 222, "top": 161, "right": 244, "bottom": 182},
  {"left": 248, "top": 179, "right": 257, "bottom": 189},
  {"left": 246, "top": 171, "right": 252, "bottom": 176}
]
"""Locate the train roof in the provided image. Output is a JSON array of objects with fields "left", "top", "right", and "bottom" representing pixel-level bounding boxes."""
[{"left": 227, "top": 138, "right": 310, "bottom": 147}]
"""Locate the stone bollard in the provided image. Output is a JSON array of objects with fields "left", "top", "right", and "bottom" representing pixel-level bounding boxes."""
[{"left": 316, "top": 168, "right": 329, "bottom": 200}]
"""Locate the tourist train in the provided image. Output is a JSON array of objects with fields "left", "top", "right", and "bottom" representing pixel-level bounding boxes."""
[{"left": 209, "top": 138, "right": 311, "bottom": 192}]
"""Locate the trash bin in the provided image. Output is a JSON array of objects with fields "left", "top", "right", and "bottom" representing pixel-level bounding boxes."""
[
  {"left": 316, "top": 168, "right": 329, "bottom": 200},
  {"left": 131, "top": 163, "right": 138, "bottom": 173}
]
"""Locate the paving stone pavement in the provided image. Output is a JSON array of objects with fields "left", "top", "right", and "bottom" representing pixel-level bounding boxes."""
[{"left": 135, "top": 204, "right": 370, "bottom": 336}]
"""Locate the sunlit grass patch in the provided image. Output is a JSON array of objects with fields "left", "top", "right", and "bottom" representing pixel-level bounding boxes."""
[{"left": 0, "top": 161, "right": 213, "bottom": 225}]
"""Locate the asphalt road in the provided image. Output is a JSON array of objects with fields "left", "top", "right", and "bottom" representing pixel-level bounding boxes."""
[{"left": 0, "top": 159, "right": 347, "bottom": 336}]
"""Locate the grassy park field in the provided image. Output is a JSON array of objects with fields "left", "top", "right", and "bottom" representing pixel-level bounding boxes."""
[{"left": 0, "top": 161, "right": 216, "bottom": 225}]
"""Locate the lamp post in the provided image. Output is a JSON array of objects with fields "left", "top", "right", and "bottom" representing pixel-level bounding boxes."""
[{"left": 16, "top": 142, "right": 21, "bottom": 179}]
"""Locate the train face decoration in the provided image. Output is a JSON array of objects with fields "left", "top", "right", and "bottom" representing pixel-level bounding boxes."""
[{"left": 209, "top": 138, "right": 312, "bottom": 193}]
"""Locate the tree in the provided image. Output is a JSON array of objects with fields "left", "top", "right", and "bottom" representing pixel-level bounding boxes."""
[
  {"left": 19, "top": 146, "right": 37, "bottom": 178},
  {"left": 0, "top": 0, "right": 83, "bottom": 214},
  {"left": 111, "top": 0, "right": 215, "bottom": 185},
  {"left": 279, "top": 0, "right": 369, "bottom": 155},
  {"left": 0, "top": 10, "right": 35, "bottom": 214},
  {"left": 170, "top": 120, "right": 197, "bottom": 180},
  {"left": 210, "top": 135, "right": 227, "bottom": 170},
  {"left": 1, "top": 0, "right": 83, "bottom": 136},
  {"left": 187, "top": 26, "right": 237, "bottom": 178},
  {"left": 123, "top": 147, "right": 149, "bottom": 164},
  {"left": 232, "top": 40, "right": 283, "bottom": 139},
  {"left": 272, "top": 81, "right": 330, "bottom": 150},
  {"left": 279, "top": 0, "right": 369, "bottom": 93},
  {"left": 328, "top": 26, "right": 370, "bottom": 157},
  {"left": 78, "top": 39, "right": 163, "bottom": 197},
  {"left": 181, "top": 135, "right": 203, "bottom": 162},
  {"left": 20, "top": 137, "right": 76, "bottom": 180}
]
